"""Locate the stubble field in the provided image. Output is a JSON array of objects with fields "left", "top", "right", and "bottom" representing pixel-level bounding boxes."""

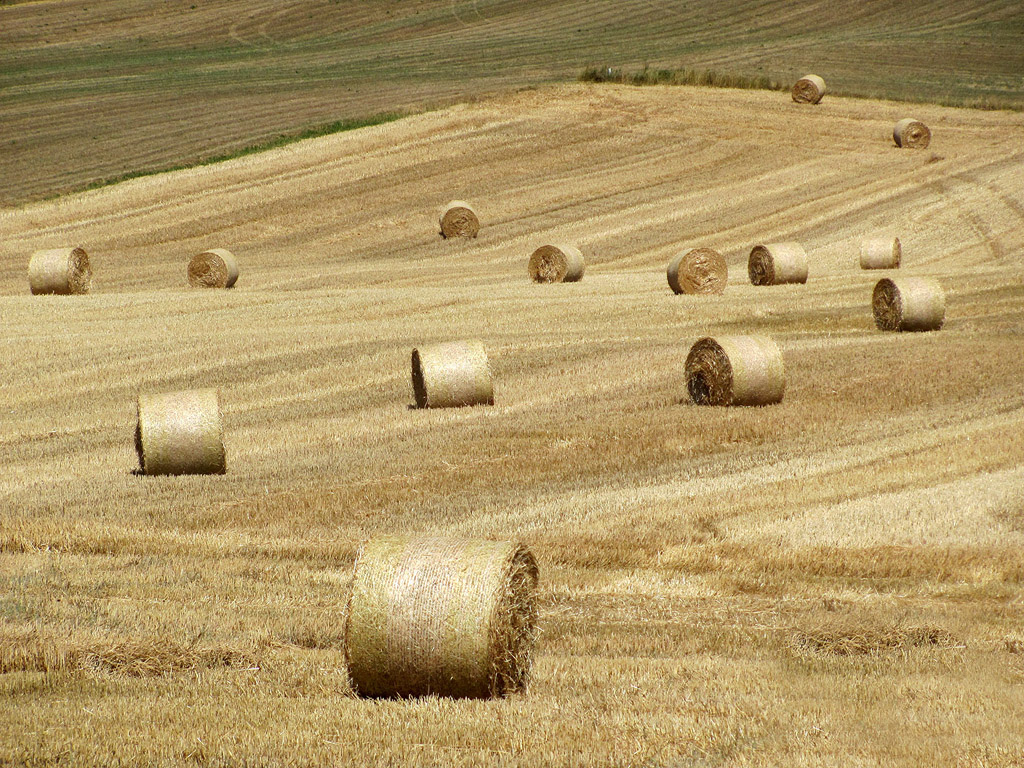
[{"left": 1, "top": 82, "right": 1023, "bottom": 765}]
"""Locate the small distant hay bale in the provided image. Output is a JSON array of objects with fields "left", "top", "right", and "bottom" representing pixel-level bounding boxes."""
[
  {"left": 28, "top": 247, "right": 92, "bottom": 295},
  {"left": 860, "top": 237, "right": 902, "bottom": 270},
  {"left": 528, "top": 244, "right": 585, "bottom": 283},
  {"left": 411, "top": 340, "right": 493, "bottom": 408},
  {"left": 344, "top": 536, "right": 539, "bottom": 699},
  {"left": 439, "top": 200, "right": 480, "bottom": 239},
  {"left": 792, "top": 74, "right": 826, "bottom": 104},
  {"left": 893, "top": 118, "right": 931, "bottom": 149},
  {"left": 685, "top": 335, "right": 785, "bottom": 406},
  {"left": 872, "top": 277, "right": 945, "bottom": 332},
  {"left": 667, "top": 247, "right": 728, "bottom": 295},
  {"left": 135, "top": 389, "right": 226, "bottom": 475},
  {"left": 188, "top": 249, "right": 238, "bottom": 288},
  {"left": 748, "top": 242, "right": 809, "bottom": 286}
]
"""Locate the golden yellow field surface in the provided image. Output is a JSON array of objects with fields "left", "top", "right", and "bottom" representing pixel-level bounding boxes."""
[
  {"left": 2, "top": 84, "right": 1024, "bottom": 765},
  {"left": 2, "top": 0, "right": 1023, "bottom": 205}
]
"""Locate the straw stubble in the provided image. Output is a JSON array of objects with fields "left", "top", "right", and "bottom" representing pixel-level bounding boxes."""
[
  {"left": 685, "top": 336, "right": 785, "bottom": 406},
  {"left": 344, "top": 536, "right": 539, "bottom": 699},
  {"left": 135, "top": 389, "right": 226, "bottom": 475}
]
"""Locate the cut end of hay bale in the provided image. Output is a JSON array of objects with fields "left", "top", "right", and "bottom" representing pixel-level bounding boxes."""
[
  {"left": 748, "top": 242, "right": 808, "bottom": 286},
  {"left": 528, "top": 244, "right": 585, "bottom": 283},
  {"left": 188, "top": 248, "right": 239, "bottom": 288},
  {"left": 667, "top": 247, "right": 728, "bottom": 295},
  {"left": 872, "top": 277, "right": 945, "bottom": 332},
  {"left": 344, "top": 536, "right": 539, "bottom": 699},
  {"left": 685, "top": 335, "right": 785, "bottom": 406},
  {"left": 860, "top": 237, "right": 902, "bottom": 270},
  {"left": 792, "top": 75, "right": 826, "bottom": 104},
  {"left": 894, "top": 119, "right": 931, "bottom": 149},
  {"left": 439, "top": 200, "right": 480, "bottom": 239},
  {"left": 411, "top": 340, "right": 493, "bottom": 408},
  {"left": 136, "top": 388, "right": 226, "bottom": 476},
  {"left": 28, "top": 247, "right": 92, "bottom": 295}
]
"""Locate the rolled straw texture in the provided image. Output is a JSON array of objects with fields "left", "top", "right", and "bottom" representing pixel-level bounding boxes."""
[
  {"left": 28, "top": 248, "right": 91, "bottom": 295},
  {"left": 344, "top": 536, "right": 539, "bottom": 699},
  {"left": 792, "top": 75, "right": 826, "bottom": 104},
  {"left": 136, "top": 389, "right": 226, "bottom": 475},
  {"left": 860, "top": 237, "right": 902, "bottom": 270},
  {"left": 748, "top": 242, "right": 808, "bottom": 285},
  {"left": 411, "top": 340, "right": 493, "bottom": 408},
  {"left": 528, "top": 244, "right": 585, "bottom": 283},
  {"left": 667, "top": 247, "right": 728, "bottom": 295},
  {"left": 439, "top": 201, "right": 480, "bottom": 238},
  {"left": 893, "top": 119, "right": 931, "bottom": 148},
  {"left": 188, "top": 249, "right": 239, "bottom": 288},
  {"left": 685, "top": 335, "right": 785, "bottom": 406},
  {"left": 872, "top": 277, "right": 945, "bottom": 332}
]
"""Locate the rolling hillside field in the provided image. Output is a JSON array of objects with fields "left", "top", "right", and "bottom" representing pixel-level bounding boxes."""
[
  {"left": 2, "top": 81, "right": 1024, "bottom": 765},
  {"left": 2, "top": 0, "right": 1024, "bottom": 205}
]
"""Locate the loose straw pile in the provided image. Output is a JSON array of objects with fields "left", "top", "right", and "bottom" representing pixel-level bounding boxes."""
[
  {"left": 439, "top": 201, "right": 480, "bottom": 238},
  {"left": 411, "top": 340, "right": 493, "bottom": 408},
  {"left": 529, "top": 244, "right": 585, "bottom": 283},
  {"left": 667, "top": 247, "right": 728, "bottom": 294},
  {"left": 748, "top": 242, "right": 809, "bottom": 285},
  {"left": 28, "top": 248, "right": 92, "bottom": 295},
  {"left": 135, "top": 389, "right": 226, "bottom": 475},
  {"left": 893, "top": 119, "right": 931, "bottom": 148},
  {"left": 792, "top": 75, "right": 826, "bottom": 104},
  {"left": 685, "top": 336, "right": 785, "bottom": 406},
  {"left": 188, "top": 249, "right": 239, "bottom": 288},
  {"left": 344, "top": 536, "right": 539, "bottom": 698},
  {"left": 872, "top": 277, "right": 945, "bottom": 331},
  {"left": 860, "top": 237, "right": 902, "bottom": 270}
]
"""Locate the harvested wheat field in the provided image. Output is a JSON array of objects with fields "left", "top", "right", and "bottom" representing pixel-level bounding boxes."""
[{"left": 2, "top": 84, "right": 1024, "bottom": 766}]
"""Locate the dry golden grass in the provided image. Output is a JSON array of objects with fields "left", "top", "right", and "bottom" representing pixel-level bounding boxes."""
[{"left": 1, "top": 84, "right": 1024, "bottom": 765}]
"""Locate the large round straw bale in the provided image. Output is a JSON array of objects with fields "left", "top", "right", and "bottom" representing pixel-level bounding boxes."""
[
  {"left": 872, "top": 277, "right": 944, "bottom": 332},
  {"left": 748, "top": 242, "right": 809, "bottom": 285},
  {"left": 439, "top": 200, "right": 480, "bottom": 239},
  {"left": 135, "top": 389, "right": 226, "bottom": 475},
  {"left": 893, "top": 119, "right": 931, "bottom": 149},
  {"left": 667, "top": 247, "right": 728, "bottom": 295},
  {"left": 685, "top": 335, "right": 785, "bottom": 406},
  {"left": 188, "top": 249, "right": 238, "bottom": 288},
  {"left": 411, "top": 340, "right": 493, "bottom": 408},
  {"left": 528, "top": 244, "right": 584, "bottom": 283},
  {"left": 860, "top": 237, "right": 902, "bottom": 270},
  {"left": 344, "top": 536, "right": 539, "bottom": 699},
  {"left": 28, "top": 248, "right": 91, "bottom": 295},
  {"left": 792, "top": 74, "right": 826, "bottom": 104}
]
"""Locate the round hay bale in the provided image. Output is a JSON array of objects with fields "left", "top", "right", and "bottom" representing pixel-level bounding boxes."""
[
  {"left": 685, "top": 335, "right": 785, "bottom": 406},
  {"left": 667, "top": 247, "right": 728, "bottom": 295},
  {"left": 528, "top": 244, "right": 585, "bottom": 283},
  {"left": 860, "top": 237, "right": 902, "bottom": 270},
  {"left": 748, "top": 242, "right": 809, "bottom": 286},
  {"left": 135, "top": 389, "right": 226, "bottom": 476},
  {"left": 28, "top": 248, "right": 91, "bottom": 295},
  {"left": 893, "top": 119, "right": 931, "bottom": 149},
  {"left": 792, "top": 74, "right": 826, "bottom": 104},
  {"left": 439, "top": 200, "right": 480, "bottom": 239},
  {"left": 872, "top": 277, "right": 945, "bottom": 332},
  {"left": 411, "top": 340, "right": 493, "bottom": 408},
  {"left": 188, "top": 249, "right": 238, "bottom": 288},
  {"left": 344, "top": 536, "right": 539, "bottom": 699}
]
